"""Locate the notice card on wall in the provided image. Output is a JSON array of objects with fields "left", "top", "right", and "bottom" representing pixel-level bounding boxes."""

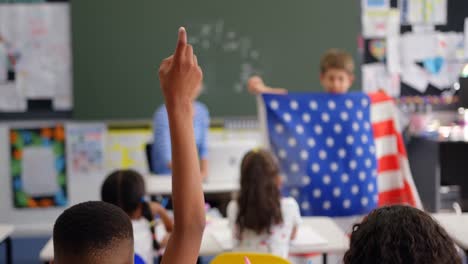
[
  {"left": 106, "top": 128, "right": 152, "bottom": 174},
  {"left": 66, "top": 124, "right": 106, "bottom": 176},
  {"left": 10, "top": 125, "right": 68, "bottom": 208}
]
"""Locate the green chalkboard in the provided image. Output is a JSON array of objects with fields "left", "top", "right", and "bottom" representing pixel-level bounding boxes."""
[{"left": 72, "top": 0, "right": 360, "bottom": 119}]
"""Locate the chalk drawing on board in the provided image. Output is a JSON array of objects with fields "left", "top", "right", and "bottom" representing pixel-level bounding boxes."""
[{"left": 189, "top": 20, "right": 264, "bottom": 94}]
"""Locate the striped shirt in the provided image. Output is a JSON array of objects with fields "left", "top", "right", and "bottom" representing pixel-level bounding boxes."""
[{"left": 152, "top": 101, "right": 210, "bottom": 174}]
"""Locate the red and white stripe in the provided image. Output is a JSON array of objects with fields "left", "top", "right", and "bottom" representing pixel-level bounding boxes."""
[{"left": 369, "top": 91, "right": 422, "bottom": 209}]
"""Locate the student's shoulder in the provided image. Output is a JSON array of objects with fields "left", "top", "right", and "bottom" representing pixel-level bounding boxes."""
[
  {"left": 226, "top": 200, "right": 239, "bottom": 215},
  {"left": 227, "top": 199, "right": 238, "bottom": 209},
  {"left": 131, "top": 218, "right": 151, "bottom": 231},
  {"left": 281, "top": 197, "right": 299, "bottom": 208},
  {"left": 281, "top": 197, "right": 301, "bottom": 221},
  {"left": 194, "top": 101, "right": 210, "bottom": 116},
  {"left": 155, "top": 104, "right": 167, "bottom": 114},
  {"left": 154, "top": 104, "right": 169, "bottom": 119}
]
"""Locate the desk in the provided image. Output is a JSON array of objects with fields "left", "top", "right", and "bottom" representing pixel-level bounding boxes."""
[
  {"left": 205, "top": 217, "right": 349, "bottom": 264},
  {"left": 408, "top": 137, "right": 468, "bottom": 212},
  {"left": 39, "top": 222, "right": 230, "bottom": 262},
  {"left": 39, "top": 229, "right": 225, "bottom": 263},
  {"left": 144, "top": 175, "right": 239, "bottom": 195},
  {"left": 291, "top": 218, "right": 349, "bottom": 256},
  {"left": 433, "top": 213, "right": 468, "bottom": 251},
  {"left": 0, "top": 225, "right": 14, "bottom": 264},
  {"left": 40, "top": 217, "right": 348, "bottom": 263}
]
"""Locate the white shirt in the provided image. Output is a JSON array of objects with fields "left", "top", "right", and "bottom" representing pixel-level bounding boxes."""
[
  {"left": 227, "top": 197, "right": 302, "bottom": 258},
  {"left": 132, "top": 218, "right": 154, "bottom": 264}
]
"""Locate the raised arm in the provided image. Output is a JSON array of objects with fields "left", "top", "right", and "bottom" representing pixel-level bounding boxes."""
[{"left": 159, "top": 27, "right": 205, "bottom": 264}]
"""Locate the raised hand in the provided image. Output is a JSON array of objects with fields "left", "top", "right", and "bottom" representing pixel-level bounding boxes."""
[
  {"left": 159, "top": 27, "right": 206, "bottom": 264},
  {"left": 247, "top": 75, "right": 287, "bottom": 95},
  {"left": 159, "top": 27, "right": 203, "bottom": 105}
]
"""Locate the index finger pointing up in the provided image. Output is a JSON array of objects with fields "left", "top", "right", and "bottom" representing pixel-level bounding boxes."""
[{"left": 174, "top": 27, "right": 187, "bottom": 61}]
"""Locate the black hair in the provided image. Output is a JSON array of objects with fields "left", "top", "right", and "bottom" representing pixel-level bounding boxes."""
[
  {"left": 53, "top": 201, "right": 133, "bottom": 262},
  {"left": 101, "top": 169, "right": 159, "bottom": 250},
  {"left": 343, "top": 205, "right": 461, "bottom": 264}
]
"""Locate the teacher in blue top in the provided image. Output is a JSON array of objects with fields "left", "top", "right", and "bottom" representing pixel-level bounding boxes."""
[{"left": 152, "top": 83, "right": 210, "bottom": 180}]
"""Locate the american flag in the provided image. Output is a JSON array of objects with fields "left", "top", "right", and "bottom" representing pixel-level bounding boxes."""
[
  {"left": 260, "top": 91, "right": 421, "bottom": 217},
  {"left": 368, "top": 91, "right": 421, "bottom": 208}
]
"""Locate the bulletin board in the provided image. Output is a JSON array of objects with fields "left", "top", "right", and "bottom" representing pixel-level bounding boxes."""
[
  {"left": 106, "top": 128, "right": 152, "bottom": 175},
  {"left": 361, "top": 0, "right": 468, "bottom": 103},
  {"left": 0, "top": 0, "right": 72, "bottom": 120},
  {"left": 10, "top": 124, "right": 67, "bottom": 208}
]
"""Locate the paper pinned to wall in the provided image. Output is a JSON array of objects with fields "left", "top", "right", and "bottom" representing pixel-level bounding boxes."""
[
  {"left": 0, "top": 83, "right": 27, "bottom": 111},
  {"left": 387, "top": 36, "right": 401, "bottom": 74},
  {"left": 66, "top": 124, "right": 106, "bottom": 176},
  {"left": 401, "top": 63, "right": 430, "bottom": 92},
  {"left": 10, "top": 125, "right": 68, "bottom": 208},
  {"left": 106, "top": 129, "right": 152, "bottom": 174},
  {"left": 401, "top": 0, "right": 447, "bottom": 25},
  {"left": 0, "top": 4, "right": 72, "bottom": 112},
  {"left": 363, "top": 63, "right": 401, "bottom": 97},
  {"left": 400, "top": 32, "right": 437, "bottom": 64},
  {"left": 0, "top": 41, "right": 7, "bottom": 83},
  {"left": 398, "top": 31, "right": 463, "bottom": 91},
  {"left": 429, "top": 62, "right": 465, "bottom": 89},
  {"left": 401, "top": 0, "right": 425, "bottom": 25},
  {"left": 465, "top": 18, "right": 468, "bottom": 59},
  {"left": 424, "top": 0, "right": 447, "bottom": 25},
  {"left": 22, "top": 147, "right": 59, "bottom": 196},
  {"left": 362, "top": 0, "right": 389, "bottom": 10},
  {"left": 436, "top": 32, "right": 465, "bottom": 61},
  {"left": 363, "top": 9, "right": 400, "bottom": 38},
  {"left": 368, "top": 39, "right": 387, "bottom": 61}
]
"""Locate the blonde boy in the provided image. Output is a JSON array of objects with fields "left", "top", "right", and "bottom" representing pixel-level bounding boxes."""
[{"left": 248, "top": 49, "right": 355, "bottom": 94}]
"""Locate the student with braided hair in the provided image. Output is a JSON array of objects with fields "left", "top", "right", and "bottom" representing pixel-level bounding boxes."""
[{"left": 101, "top": 169, "right": 173, "bottom": 263}]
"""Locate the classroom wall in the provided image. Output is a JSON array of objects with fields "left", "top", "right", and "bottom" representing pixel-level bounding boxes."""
[
  {"left": 0, "top": 121, "right": 259, "bottom": 238},
  {"left": 0, "top": 123, "right": 108, "bottom": 236}
]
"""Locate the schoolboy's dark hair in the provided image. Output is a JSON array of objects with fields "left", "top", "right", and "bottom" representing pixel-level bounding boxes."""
[{"left": 53, "top": 201, "right": 133, "bottom": 262}]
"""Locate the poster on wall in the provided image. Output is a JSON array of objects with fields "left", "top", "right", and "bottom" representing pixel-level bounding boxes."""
[
  {"left": 362, "top": 9, "right": 400, "bottom": 38},
  {"left": 363, "top": 63, "right": 401, "bottom": 96},
  {"left": 362, "top": 0, "right": 390, "bottom": 10},
  {"left": 106, "top": 128, "right": 152, "bottom": 174},
  {"left": 10, "top": 125, "right": 67, "bottom": 208},
  {"left": 66, "top": 123, "right": 106, "bottom": 176},
  {"left": 0, "top": 3, "right": 72, "bottom": 112},
  {"left": 400, "top": 0, "right": 447, "bottom": 25}
]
